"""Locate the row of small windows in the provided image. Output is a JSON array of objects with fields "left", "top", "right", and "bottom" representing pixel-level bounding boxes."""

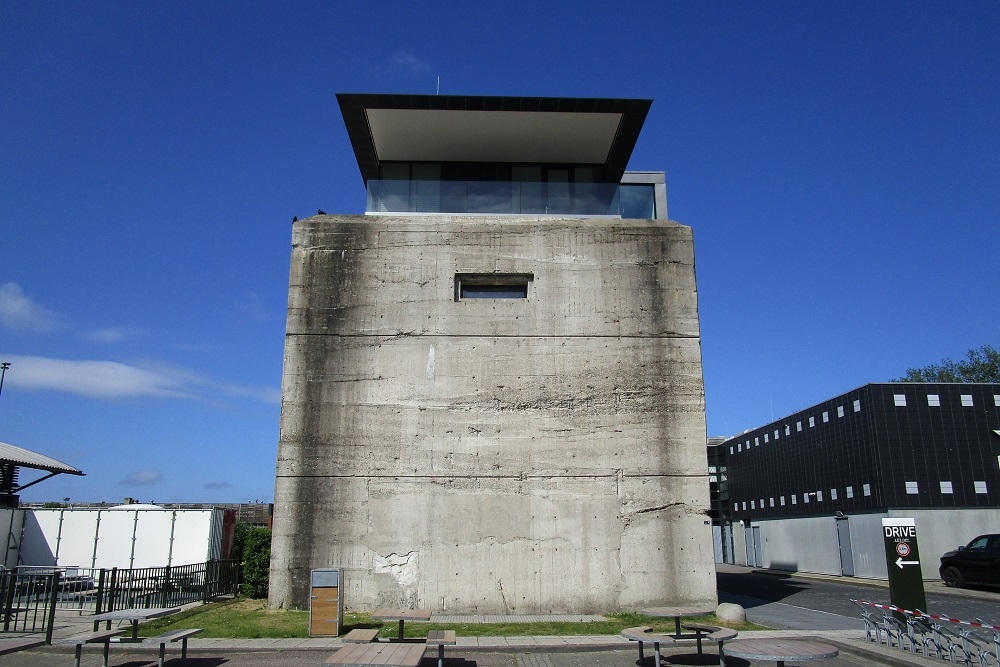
[
  {"left": 905, "top": 480, "right": 989, "bottom": 494},
  {"left": 731, "top": 392, "right": 1000, "bottom": 455},
  {"left": 730, "top": 399, "right": 861, "bottom": 454},
  {"left": 893, "top": 393, "right": 1000, "bottom": 407},
  {"left": 733, "top": 483, "right": 872, "bottom": 512},
  {"left": 734, "top": 479, "right": 992, "bottom": 512}
]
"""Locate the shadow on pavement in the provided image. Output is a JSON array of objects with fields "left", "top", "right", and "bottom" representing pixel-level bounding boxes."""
[
  {"left": 715, "top": 571, "right": 809, "bottom": 607},
  {"left": 651, "top": 653, "right": 727, "bottom": 666}
]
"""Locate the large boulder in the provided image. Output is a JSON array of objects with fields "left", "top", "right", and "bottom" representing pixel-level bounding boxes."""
[{"left": 716, "top": 602, "right": 747, "bottom": 624}]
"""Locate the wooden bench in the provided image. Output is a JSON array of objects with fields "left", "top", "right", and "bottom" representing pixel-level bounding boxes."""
[
  {"left": 324, "top": 642, "right": 426, "bottom": 667},
  {"left": 61, "top": 629, "right": 124, "bottom": 667},
  {"left": 621, "top": 626, "right": 675, "bottom": 667},
  {"left": 682, "top": 624, "right": 738, "bottom": 666},
  {"left": 343, "top": 628, "right": 380, "bottom": 643},
  {"left": 143, "top": 628, "right": 202, "bottom": 667},
  {"left": 0, "top": 637, "right": 45, "bottom": 655},
  {"left": 426, "top": 630, "right": 456, "bottom": 667}
]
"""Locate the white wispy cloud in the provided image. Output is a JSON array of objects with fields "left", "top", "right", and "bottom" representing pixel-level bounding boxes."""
[
  {"left": 0, "top": 283, "right": 60, "bottom": 332},
  {"left": 234, "top": 292, "right": 270, "bottom": 322},
  {"left": 86, "top": 327, "right": 144, "bottom": 344},
  {"left": 119, "top": 469, "right": 163, "bottom": 486},
  {"left": 2, "top": 354, "right": 281, "bottom": 403},
  {"left": 390, "top": 51, "right": 431, "bottom": 77}
]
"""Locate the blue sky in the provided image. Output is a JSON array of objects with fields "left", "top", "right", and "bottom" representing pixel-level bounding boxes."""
[{"left": 1, "top": 2, "right": 997, "bottom": 503}]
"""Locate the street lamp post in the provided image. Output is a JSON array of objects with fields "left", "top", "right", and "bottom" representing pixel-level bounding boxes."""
[{"left": 0, "top": 362, "right": 9, "bottom": 401}]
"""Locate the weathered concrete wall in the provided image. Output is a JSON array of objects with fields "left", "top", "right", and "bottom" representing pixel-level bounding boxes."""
[{"left": 270, "top": 214, "right": 715, "bottom": 612}]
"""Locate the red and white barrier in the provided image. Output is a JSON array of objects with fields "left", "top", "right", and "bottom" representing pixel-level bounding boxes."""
[{"left": 852, "top": 599, "right": 1000, "bottom": 632}]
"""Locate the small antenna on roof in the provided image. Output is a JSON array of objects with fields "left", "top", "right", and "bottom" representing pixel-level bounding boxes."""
[{"left": 436, "top": 76, "right": 440, "bottom": 95}]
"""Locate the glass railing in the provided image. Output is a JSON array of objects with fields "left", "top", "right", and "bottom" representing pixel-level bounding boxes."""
[{"left": 366, "top": 180, "right": 656, "bottom": 218}]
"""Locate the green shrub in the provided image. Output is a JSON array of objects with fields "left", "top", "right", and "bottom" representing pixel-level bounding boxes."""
[{"left": 234, "top": 525, "right": 271, "bottom": 599}]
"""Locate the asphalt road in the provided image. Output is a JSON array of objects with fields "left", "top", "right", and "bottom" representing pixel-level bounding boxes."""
[{"left": 716, "top": 566, "right": 1000, "bottom": 628}]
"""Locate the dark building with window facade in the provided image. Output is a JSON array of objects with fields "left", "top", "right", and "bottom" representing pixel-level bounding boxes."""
[{"left": 713, "top": 383, "right": 1000, "bottom": 580}]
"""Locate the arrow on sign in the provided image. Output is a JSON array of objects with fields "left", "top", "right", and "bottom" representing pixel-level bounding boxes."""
[{"left": 895, "top": 557, "right": 920, "bottom": 569}]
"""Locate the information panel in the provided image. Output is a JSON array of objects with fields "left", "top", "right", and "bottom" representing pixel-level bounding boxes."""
[
  {"left": 309, "top": 568, "right": 344, "bottom": 636},
  {"left": 882, "top": 518, "right": 927, "bottom": 619}
]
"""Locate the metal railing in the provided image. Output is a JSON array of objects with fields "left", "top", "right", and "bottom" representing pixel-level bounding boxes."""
[
  {"left": 0, "top": 569, "right": 60, "bottom": 640},
  {"left": 105, "top": 561, "right": 240, "bottom": 611},
  {"left": 2, "top": 560, "right": 239, "bottom": 640},
  {"left": 854, "top": 599, "right": 1000, "bottom": 666}
]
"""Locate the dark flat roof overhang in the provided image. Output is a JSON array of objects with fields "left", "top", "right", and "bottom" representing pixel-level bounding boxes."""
[{"left": 337, "top": 94, "right": 652, "bottom": 184}]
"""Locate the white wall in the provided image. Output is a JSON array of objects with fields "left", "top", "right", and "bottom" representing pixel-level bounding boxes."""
[
  {"left": 94, "top": 511, "right": 136, "bottom": 568},
  {"left": 758, "top": 515, "right": 843, "bottom": 574},
  {"left": 845, "top": 512, "right": 888, "bottom": 579},
  {"left": 19, "top": 508, "right": 220, "bottom": 569},
  {"left": 890, "top": 508, "right": 1000, "bottom": 581},
  {"left": 732, "top": 522, "right": 748, "bottom": 566},
  {"left": 132, "top": 510, "right": 176, "bottom": 567},
  {"left": 736, "top": 508, "right": 1000, "bottom": 581},
  {"left": 170, "top": 511, "right": 214, "bottom": 565},
  {"left": 0, "top": 509, "right": 25, "bottom": 568}
]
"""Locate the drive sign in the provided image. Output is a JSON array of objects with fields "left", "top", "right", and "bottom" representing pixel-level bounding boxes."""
[{"left": 882, "top": 518, "right": 927, "bottom": 619}]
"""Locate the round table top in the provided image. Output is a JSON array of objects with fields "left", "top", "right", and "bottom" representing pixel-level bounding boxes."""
[
  {"left": 724, "top": 638, "right": 839, "bottom": 661},
  {"left": 641, "top": 606, "right": 715, "bottom": 617}
]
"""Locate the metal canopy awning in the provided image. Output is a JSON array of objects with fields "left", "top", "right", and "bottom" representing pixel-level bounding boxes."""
[
  {"left": 337, "top": 93, "right": 652, "bottom": 184},
  {"left": 0, "top": 441, "right": 84, "bottom": 498}
]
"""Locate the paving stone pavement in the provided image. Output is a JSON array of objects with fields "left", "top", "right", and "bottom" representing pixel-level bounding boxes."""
[{"left": 0, "top": 636, "right": 948, "bottom": 667}]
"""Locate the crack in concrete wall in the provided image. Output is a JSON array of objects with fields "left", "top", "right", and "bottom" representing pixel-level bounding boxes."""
[
  {"left": 373, "top": 550, "right": 420, "bottom": 590},
  {"left": 633, "top": 503, "right": 681, "bottom": 515}
]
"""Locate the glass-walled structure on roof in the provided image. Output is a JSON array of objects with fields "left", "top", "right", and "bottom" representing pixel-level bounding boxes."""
[
  {"left": 366, "top": 178, "right": 657, "bottom": 217},
  {"left": 337, "top": 93, "right": 666, "bottom": 219},
  {"left": 366, "top": 161, "right": 660, "bottom": 217}
]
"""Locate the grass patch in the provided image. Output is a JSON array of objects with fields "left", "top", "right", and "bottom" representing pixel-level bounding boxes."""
[
  {"left": 140, "top": 598, "right": 308, "bottom": 638},
  {"left": 138, "top": 599, "right": 764, "bottom": 639}
]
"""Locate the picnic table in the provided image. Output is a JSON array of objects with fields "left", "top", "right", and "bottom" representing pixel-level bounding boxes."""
[
  {"left": 324, "top": 641, "right": 426, "bottom": 667},
  {"left": 723, "top": 638, "right": 839, "bottom": 667},
  {"left": 371, "top": 608, "right": 432, "bottom": 641},
  {"left": 641, "top": 605, "right": 714, "bottom": 638},
  {"left": 91, "top": 607, "right": 179, "bottom": 641}
]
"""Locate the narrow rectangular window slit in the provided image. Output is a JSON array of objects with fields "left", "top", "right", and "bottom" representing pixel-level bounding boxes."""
[{"left": 455, "top": 273, "right": 533, "bottom": 300}]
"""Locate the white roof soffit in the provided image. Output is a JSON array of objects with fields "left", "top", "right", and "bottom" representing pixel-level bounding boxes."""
[{"left": 365, "top": 108, "right": 623, "bottom": 164}]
